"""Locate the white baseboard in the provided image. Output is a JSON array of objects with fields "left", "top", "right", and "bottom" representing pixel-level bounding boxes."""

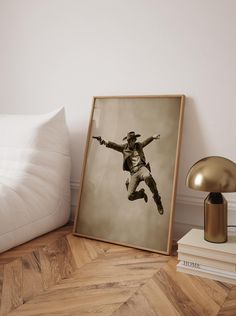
[
  {"left": 70, "top": 181, "right": 236, "bottom": 241},
  {"left": 70, "top": 181, "right": 80, "bottom": 220},
  {"left": 177, "top": 194, "right": 236, "bottom": 210}
]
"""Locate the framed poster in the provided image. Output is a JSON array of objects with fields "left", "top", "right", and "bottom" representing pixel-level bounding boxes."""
[{"left": 73, "top": 95, "right": 185, "bottom": 254}]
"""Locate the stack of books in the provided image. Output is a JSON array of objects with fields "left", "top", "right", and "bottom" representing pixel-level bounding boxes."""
[{"left": 177, "top": 228, "right": 236, "bottom": 284}]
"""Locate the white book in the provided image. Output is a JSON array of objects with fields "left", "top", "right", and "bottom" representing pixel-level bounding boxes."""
[
  {"left": 177, "top": 261, "right": 236, "bottom": 285},
  {"left": 177, "top": 229, "right": 236, "bottom": 263},
  {"left": 178, "top": 260, "right": 236, "bottom": 277},
  {"left": 178, "top": 252, "right": 236, "bottom": 273}
]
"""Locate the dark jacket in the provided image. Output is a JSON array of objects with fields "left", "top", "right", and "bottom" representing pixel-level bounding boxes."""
[{"left": 106, "top": 137, "right": 154, "bottom": 172}]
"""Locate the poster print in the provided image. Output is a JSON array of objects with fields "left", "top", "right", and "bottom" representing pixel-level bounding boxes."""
[{"left": 73, "top": 95, "right": 185, "bottom": 254}]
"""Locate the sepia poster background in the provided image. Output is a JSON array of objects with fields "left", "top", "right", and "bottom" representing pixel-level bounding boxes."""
[{"left": 75, "top": 96, "right": 183, "bottom": 253}]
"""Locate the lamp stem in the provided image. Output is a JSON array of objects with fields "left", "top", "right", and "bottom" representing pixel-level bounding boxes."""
[{"left": 204, "top": 192, "right": 227, "bottom": 243}]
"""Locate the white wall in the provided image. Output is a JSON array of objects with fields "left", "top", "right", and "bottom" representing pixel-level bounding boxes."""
[{"left": 0, "top": 0, "right": 236, "bottom": 239}]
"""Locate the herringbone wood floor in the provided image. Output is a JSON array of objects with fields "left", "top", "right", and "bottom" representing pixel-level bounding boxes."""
[{"left": 0, "top": 224, "right": 236, "bottom": 315}]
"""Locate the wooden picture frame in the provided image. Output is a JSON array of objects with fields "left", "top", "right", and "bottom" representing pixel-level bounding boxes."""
[{"left": 73, "top": 95, "right": 185, "bottom": 254}]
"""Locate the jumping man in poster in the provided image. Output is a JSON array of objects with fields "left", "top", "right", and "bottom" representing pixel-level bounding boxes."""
[{"left": 93, "top": 131, "right": 164, "bottom": 214}]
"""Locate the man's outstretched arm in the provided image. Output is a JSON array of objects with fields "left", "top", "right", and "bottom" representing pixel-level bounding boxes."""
[
  {"left": 92, "top": 136, "right": 124, "bottom": 152},
  {"left": 142, "top": 134, "right": 160, "bottom": 148}
]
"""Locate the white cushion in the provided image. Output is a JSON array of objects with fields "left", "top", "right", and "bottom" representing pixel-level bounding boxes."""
[{"left": 0, "top": 107, "right": 71, "bottom": 253}]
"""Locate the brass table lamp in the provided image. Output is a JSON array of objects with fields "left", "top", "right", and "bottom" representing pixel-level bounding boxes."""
[{"left": 186, "top": 156, "right": 236, "bottom": 243}]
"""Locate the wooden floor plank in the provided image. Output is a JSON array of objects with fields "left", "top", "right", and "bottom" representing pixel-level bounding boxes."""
[
  {"left": 9, "top": 289, "right": 130, "bottom": 315},
  {"left": 141, "top": 277, "right": 180, "bottom": 316},
  {"left": 66, "top": 235, "right": 99, "bottom": 268},
  {"left": 217, "top": 287, "right": 236, "bottom": 315},
  {"left": 39, "top": 236, "right": 77, "bottom": 290},
  {"left": 113, "top": 291, "right": 157, "bottom": 316},
  {"left": 22, "top": 251, "right": 44, "bottom": 302},
  {"left": 1, "top": 259, "right": 23, "bottom": 316},
  {"left": 0, "top": 264, "right": 4, "bottom": 311}
]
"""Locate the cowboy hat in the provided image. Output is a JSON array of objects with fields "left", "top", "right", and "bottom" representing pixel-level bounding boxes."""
[{"left": 123, "top": 131, "right": 141, "bottom": 141}]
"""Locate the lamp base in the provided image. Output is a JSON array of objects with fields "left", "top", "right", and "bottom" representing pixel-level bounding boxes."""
[{"left": 204, "top": 192, "right": 227, "bottom": 243}]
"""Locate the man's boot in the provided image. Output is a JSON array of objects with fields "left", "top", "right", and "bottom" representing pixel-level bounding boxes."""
[
  {"left": 128, "top": 188, "right": 148, "bottom": 202},
  {"left": 153, "top": 193, "right": 164, "bottom": 215},
  {"left": 140, "top": 188, "right": 148, "bottom": 203}
]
